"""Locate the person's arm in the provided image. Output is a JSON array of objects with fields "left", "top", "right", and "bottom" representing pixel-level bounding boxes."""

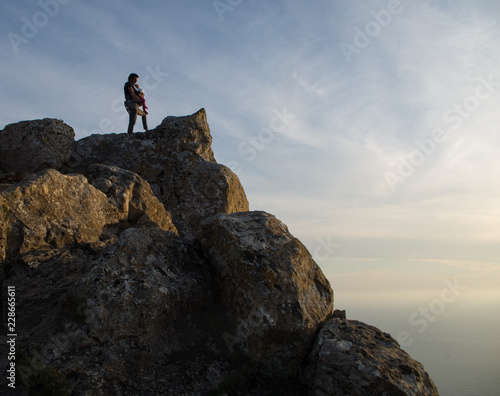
[{"left": 128, "top": 85, "right": 141, "bottom": 104}]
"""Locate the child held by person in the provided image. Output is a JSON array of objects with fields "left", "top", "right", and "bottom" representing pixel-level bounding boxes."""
[{"left": 135, "top": 84, "right": 148, "bottom": 115}]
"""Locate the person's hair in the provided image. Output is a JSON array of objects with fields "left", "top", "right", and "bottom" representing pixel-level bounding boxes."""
[{"left": 128, "top": 73, "right": 139, "bottom": 82}]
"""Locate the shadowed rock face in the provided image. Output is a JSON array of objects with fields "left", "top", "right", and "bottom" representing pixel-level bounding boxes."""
[
  {"left": 201, "top": 211, "right": 334, "bottom": 376},
  {"left": 0, "top": 110, "right": 438, "bottom": 395},
  {"left": 302, "top": 317, "right": 440, "bottom": 396}
]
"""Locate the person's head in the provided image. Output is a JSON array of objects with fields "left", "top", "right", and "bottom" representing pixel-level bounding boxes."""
[{"left": 128, "top": 73, "right": 139, "bottom": 83}]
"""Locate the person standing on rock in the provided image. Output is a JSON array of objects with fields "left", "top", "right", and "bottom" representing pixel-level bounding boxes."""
[{"left": 124, "top": 73, "right": 148, "bottom": 134}]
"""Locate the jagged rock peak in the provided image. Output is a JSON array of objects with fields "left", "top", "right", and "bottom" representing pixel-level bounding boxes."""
[
  {"left": 155, "top": 107, "right": 215, "bottom": 162},
  {"left": 66, "top": 108, "right": 216, "bottom": 169}
]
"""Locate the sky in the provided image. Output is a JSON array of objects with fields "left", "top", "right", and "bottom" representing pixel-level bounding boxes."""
[{"left": 2, "top": 0, "right": 500, "bottom": 371}]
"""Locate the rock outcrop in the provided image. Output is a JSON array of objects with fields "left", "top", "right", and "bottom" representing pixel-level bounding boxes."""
[
  {"left": 64, "top": 108, "right": 248, "bottom": 241},
  {"left": 0, "top": 110, "right": 439, "bottom": 395},
  {"left": 85, "top": 163, "right": 177, "bottom": 234},
  {"left": 0, "top": 169, "right": 119, "bottom": 269},
  {"left": 0, "top": 118, "right": 74, "bottom": 174},
  {"left": 201, "top": 211, "right": 333, "bottom": 377},
  {"left": 302, "top": 314, "right": 439, "bottom": 396},
  {"left": 5, "top": 224, "right": 215, "bottom": 395}
]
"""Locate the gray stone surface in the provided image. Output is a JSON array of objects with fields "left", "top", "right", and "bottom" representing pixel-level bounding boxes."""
[
  {"left": 86, "top": 163, "right": 177, "bottom": 234},
  {"left": 0, "top": 169, "right": 119, "bottom": 268},
  {"left": 6, "top": 224, "right": 217, "bottom": 395},
  {"left": 302, "top": 317, "right": 440, "bottom": 395},
  {"left": 201, "top": 211, "right": 334, "bottom": 376},
  {"left": 0, "top": 118, "right": 74, "bottom": 173}
]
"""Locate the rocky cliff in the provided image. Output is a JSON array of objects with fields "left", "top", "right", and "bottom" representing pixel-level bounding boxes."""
[{"left": 0, "top": 110, "right": 438, "bottom": 395}]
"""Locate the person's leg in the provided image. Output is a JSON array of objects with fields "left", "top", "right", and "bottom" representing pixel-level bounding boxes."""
[
  {"left": 142, "top": 115, "right": 148, "bottom": 131},
  {"left": 127, "top": 104, "right": 137, "bottom": 134}
]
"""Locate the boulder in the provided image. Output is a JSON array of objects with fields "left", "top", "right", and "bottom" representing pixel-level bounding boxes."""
[
  {"left": 0, "top": 166, "right": 177, "bottom": 270},
  {"left": 201, "top": 211, "right": 334, "bottom": 376},
  {"left": 301, "top": 316, "right": 440, "bottom": 395},
  {"left": 0, "top": 118, "right": 74, "bottom": 173},
  {"left": 0, "top": 169, "right": 119, "bottom": 267},
  {"left": 154, "top": 108, "right": 216, "bottom": 162},
  {"left": 72, "top": 226, "right": 211, "bottom": 348},
  {"left": 86, "top": 163, "right": 177, "bottom": 234}
]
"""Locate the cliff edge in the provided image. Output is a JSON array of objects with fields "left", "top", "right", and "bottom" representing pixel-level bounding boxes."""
[{"left": 0, "top": 110, "right": 438, "bottom": 395}]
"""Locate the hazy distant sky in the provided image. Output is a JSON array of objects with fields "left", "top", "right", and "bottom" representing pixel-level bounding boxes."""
[{"left": 2, "top": 0, "right": 500, "bottom": 309}]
